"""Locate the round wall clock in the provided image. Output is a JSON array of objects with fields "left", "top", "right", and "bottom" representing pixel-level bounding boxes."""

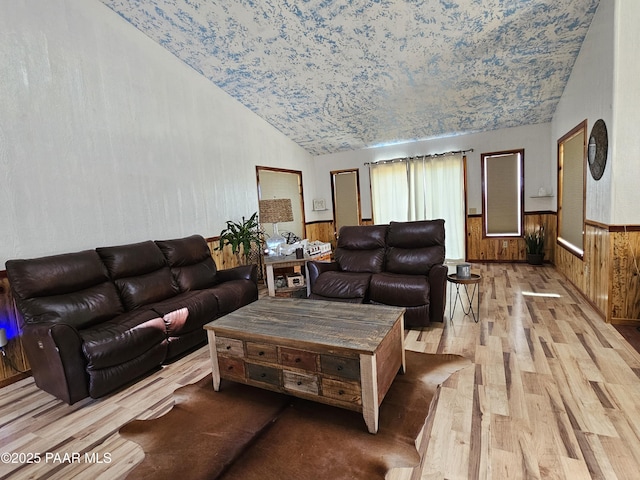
[{"left": 587, "top": 119, "right": 608, "bottom": 180}]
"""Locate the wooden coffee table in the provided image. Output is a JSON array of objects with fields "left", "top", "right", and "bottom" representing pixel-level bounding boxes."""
[{"left": 204, "top": 297, "right": 406, "bottom": 434}]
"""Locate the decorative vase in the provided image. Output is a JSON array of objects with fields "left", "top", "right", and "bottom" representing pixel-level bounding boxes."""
[{"left": 527, "top": 253, "right": 545, "bottom": 265}]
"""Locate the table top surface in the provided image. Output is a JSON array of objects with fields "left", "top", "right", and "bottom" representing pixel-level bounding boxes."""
[
  {"left": 263, "top": 251, "right": 330, "bottom": 265},
  {"left": 204, "top": 297, "right": 405, "bottom": 355},
  {"left": 447, "top": 273, "right": 482, "bottom": 284}
]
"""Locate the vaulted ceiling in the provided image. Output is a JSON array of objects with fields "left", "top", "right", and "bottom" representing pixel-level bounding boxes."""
[{"left": 99, "top": 0, "right": 600, "bottom": 156}]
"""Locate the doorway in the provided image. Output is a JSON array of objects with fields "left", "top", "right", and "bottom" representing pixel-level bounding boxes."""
[{"left": 331, "top": 169, "right": 361, "bottom": 235}]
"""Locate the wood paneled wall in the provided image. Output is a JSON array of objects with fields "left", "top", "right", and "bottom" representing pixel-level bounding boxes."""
[
  {"left": 555, "top": 221, "right": 640, "bottom": 324},
  {"left": 305, "top": 221, "right": 337, "bottom": 249},
  {"left": 466, "top": 212, "right": 557, "bottom": 262},
  {"left": 610, "top": 227, "right": 640, "bottom": 323},
  {"left": 0, "top": 276, "right": 30, "bottom": 387}
]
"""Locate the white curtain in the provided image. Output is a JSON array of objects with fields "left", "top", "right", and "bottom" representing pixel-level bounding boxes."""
[{"left": 370, "top": 153, "right": 465, "bottom": 260}]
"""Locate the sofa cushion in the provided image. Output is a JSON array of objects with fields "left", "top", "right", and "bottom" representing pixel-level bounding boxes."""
[
  {"left": 116, "top": 268, "right": 179, "bottom": 311},
  {"left": 334, "top": 225, "right": 387, "bottom": 273},
  {"left": 369, "top": 273, "right": 430, "bottom": 307},
  {"left": 334, "top": 249, "right": 385, "bottom": 274},
  {"left": 81, "top": 309, "right": 167, "bottom": 370},
  {"left": 386, "top": 220, "right": 445, "bottom": 275},
  {"left": 97, "top": 241, "right": 167, "bottom": 279},
  {"left": 86, "top": 342, "right": 169, "bottom": 399},
  {"left": 97, "top": 241, "right": 179, "bottom": 310},
  {"left": 148, "top": 290, "right": 220, "bottom": 336},
  {"left": 207, "top": 280, "right": 259, "bottom": 315},
  {"left": 311, "top": 271, "right": 372, "bottom": 300},
  {"left": 6, "top": 251, "right": 124, "bottom": 328},
  {"left": 386, "top": 247, "right": 444, "bottom": 276},
  {"left": 155, "top": 235, "right": 218, "bottom": 291},
  {"left": 387, "top": 219, "right": 445, "bottom": 248}
]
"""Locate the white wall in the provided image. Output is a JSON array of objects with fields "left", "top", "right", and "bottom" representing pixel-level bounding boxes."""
[
  {"left": 551, "top": 0, "right": 615, "bottom": 224},
  {"left": 0, "top": 0, "right": 315, "bottom": 266},
  {"left": 313, "top": 122, "right": 553, "bottom": 222},
  {"left": 611, "top": 0, "right": 640, "bottom": 225}
]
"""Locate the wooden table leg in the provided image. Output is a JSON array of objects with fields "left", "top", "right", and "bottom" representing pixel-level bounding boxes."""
[
  {"left": 207, "top": 330, "right": 221, "bottom": 391},
  {"left": 266, "top": 264, "right": 276, "bottom": 297},
  {"left": 360, "top": 353, "right": 379, "bottom": 434}
]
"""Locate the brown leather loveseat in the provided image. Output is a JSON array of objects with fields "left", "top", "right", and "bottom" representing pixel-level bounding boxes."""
[
  {"left": 307, "top": 220, "right": 447, "bottom": 328},
  {"left": 6, "top": 234, "right": 257, "bottom": 404}
]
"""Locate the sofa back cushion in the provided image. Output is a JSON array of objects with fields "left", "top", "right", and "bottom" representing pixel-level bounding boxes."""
[
  {"left": 6, "top": 250, "right": 124, "bottom": 329},
  {"left": 334, "top": 225, "right": 387, "bottom": 273},
  {"left": 386, "top": 220, "right": 445, "bottom": 275},
  {"left": 97, "top": 241, "right": 178, "bottom": 310},
  {"left": 155, "top": 235, "right": 218, "bottom": 291}
]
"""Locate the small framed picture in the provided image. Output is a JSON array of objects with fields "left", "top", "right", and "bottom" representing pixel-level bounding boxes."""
[{"left": 313, "top": 199, "right": 326, "bottom": 211}]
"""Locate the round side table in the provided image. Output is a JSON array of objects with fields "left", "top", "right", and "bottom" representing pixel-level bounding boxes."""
[{"left": 447, "top": 273, "right": 482, "bottom": 323}]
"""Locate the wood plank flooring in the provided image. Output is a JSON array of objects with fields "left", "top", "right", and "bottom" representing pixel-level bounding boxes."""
[{"left": 2, "top": 263, "right": 640, "bottom": 479}]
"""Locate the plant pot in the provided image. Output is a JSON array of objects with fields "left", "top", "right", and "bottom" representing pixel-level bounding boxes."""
[{"left": 526, "top": 253, "right": 545, "bottom": 265}]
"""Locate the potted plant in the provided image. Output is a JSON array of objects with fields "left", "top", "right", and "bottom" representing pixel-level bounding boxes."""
[
  {"left": 525, "top": 226, "right": 545, "bottom": 265},
  {"left": 215, "top": 212, "right": 261, "bottom": 265}
]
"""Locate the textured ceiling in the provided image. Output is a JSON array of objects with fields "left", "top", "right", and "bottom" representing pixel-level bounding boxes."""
[{"left": 100, "top": 0, "right": 600, "bottom": 156}]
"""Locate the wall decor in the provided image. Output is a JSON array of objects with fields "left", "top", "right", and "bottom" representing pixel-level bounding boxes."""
[
  {"left": 588, "top": 119, "right": 608, "bottom": 180},
  {"left": 313, "top": 198, "right": 327, "bottom": 211}
]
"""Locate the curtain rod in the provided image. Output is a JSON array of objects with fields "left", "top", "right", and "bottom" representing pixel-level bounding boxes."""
[{"left": 364, "top": 148, "right": 474, "bottom": 166}]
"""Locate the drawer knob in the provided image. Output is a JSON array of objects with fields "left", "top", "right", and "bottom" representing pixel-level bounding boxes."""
[
  {"left": 297, "top": 381, "right": 302, "bottom": 386},
  {"left": 295, "top": 358, "right": 301, "bottom": 363},
  {"left": 337, "top": 365, "right": 343, "bottom": 371},
  {"left": 259, "top": 351, "right": 265, "bottom": 356},
  {"left": 261, "top": 373, "right": 267, "bottom": 378},
  {"left": 338, "top": 390, "right": 345, "bottom": 395},
  {"left": 227, "top": 366, "right": 233, "bottom": 371},
  {"left": 226, "top": 345, "right": 231, "bottom": 350}
]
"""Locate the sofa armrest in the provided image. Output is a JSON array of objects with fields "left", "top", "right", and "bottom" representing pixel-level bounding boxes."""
[
  {"left": 217, "top": 264, "right": 258, "bottom": 284},
  {"left": 307, "top": 261, "right": 339, "bottom": 291},
  {"left": 428, "top": 264, "right": 448, "bottom": 323},
  {"left": 21, "top": 322, "right": 88, "bottom": 404}
]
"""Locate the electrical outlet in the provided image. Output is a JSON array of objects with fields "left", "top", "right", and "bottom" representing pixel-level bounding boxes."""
[{"left": 502, "top": 240, "right": 508, "bottom": 248}]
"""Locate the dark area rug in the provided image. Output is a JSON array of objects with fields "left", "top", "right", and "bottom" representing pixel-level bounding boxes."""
[{"left": 119, "top": 351, "right": 471, "bottom": 480}]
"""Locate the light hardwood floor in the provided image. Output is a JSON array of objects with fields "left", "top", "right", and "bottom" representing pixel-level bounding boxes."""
[{"left": 2, "top": 263, "right": 640, "bottom": 479}]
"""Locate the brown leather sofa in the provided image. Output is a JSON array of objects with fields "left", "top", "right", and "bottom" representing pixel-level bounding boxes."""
[
  {"left": 307, "top": 220, "right": 447, "bottom": 328},
  {"left": 6, "top": 234, "right": 257, "bottom": 404}
]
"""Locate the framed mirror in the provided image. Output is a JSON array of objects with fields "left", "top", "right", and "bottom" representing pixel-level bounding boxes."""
[{"left": 256, "top": 166, "right": 306, "bottom": 242}]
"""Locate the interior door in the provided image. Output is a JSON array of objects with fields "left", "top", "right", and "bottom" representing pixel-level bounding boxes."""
[{"left": 331, "top": 169, "right": 361, "bottom": 234}]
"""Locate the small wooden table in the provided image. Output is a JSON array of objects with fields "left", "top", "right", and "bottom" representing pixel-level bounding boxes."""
[
  {"left": 204, "top": 298, "right": 406, "bottom": 434},
  {"left": 447, "top": 273, "right": 482, "bottom": 323},
  {"left": 264, "top": 252, "right": 331, "bottom": 297}
]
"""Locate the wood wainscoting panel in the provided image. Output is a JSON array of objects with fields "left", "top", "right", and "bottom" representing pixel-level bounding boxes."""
[
  {"left": 585, "top": 223, "right": 610, "bottom": 320},
  {"left": 466, "top": 212, "right": 556, "bottom": 262},
  {"left": 305, "top": 220, "right": 335, "bottom": 248},
  {"left": 0, "top": 275, "right": 30, "bottom": 385},
  {"left": 610, "top": 228, "right": 640, "bottom": 323}
]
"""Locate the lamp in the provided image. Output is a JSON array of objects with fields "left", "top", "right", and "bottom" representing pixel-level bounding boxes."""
[{"left": 259, "top": 198, "right": 294, "bottom": 256}]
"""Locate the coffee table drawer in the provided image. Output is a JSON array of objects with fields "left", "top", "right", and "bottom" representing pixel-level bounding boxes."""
[
  {"left": 280, "top": 347, "right": 318, "bottom": 371},
  {"left": 283, "top": 370, "right": 319, "bottom": 395},
  {"left": 247, "top": 363, "right": 281, "bottom": 387},
  {"left": 246, "top": 342, "right": 278, "bottom": 362},
  {"left": 321, "top": 355, "right": 360, "bottom": 381},
  {"left": 322, "top": 377, "right": 362, "bottom": 405},
  {"left": 218, "top": 356, "right": 245, "bottom": 380},
  {"left": 216, "top": 336, "right": 244, "bottom": 357}
]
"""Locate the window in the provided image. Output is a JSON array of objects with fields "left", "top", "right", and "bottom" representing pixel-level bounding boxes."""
[
  {"left": 482, "top": 150, "right": 524, "bottom": 237},
  {"left": 557, "top": 121, "right": 586, "bottom": 257},
  {"left": 369, "top": 153, "right": 466, "bottom": 260}
]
